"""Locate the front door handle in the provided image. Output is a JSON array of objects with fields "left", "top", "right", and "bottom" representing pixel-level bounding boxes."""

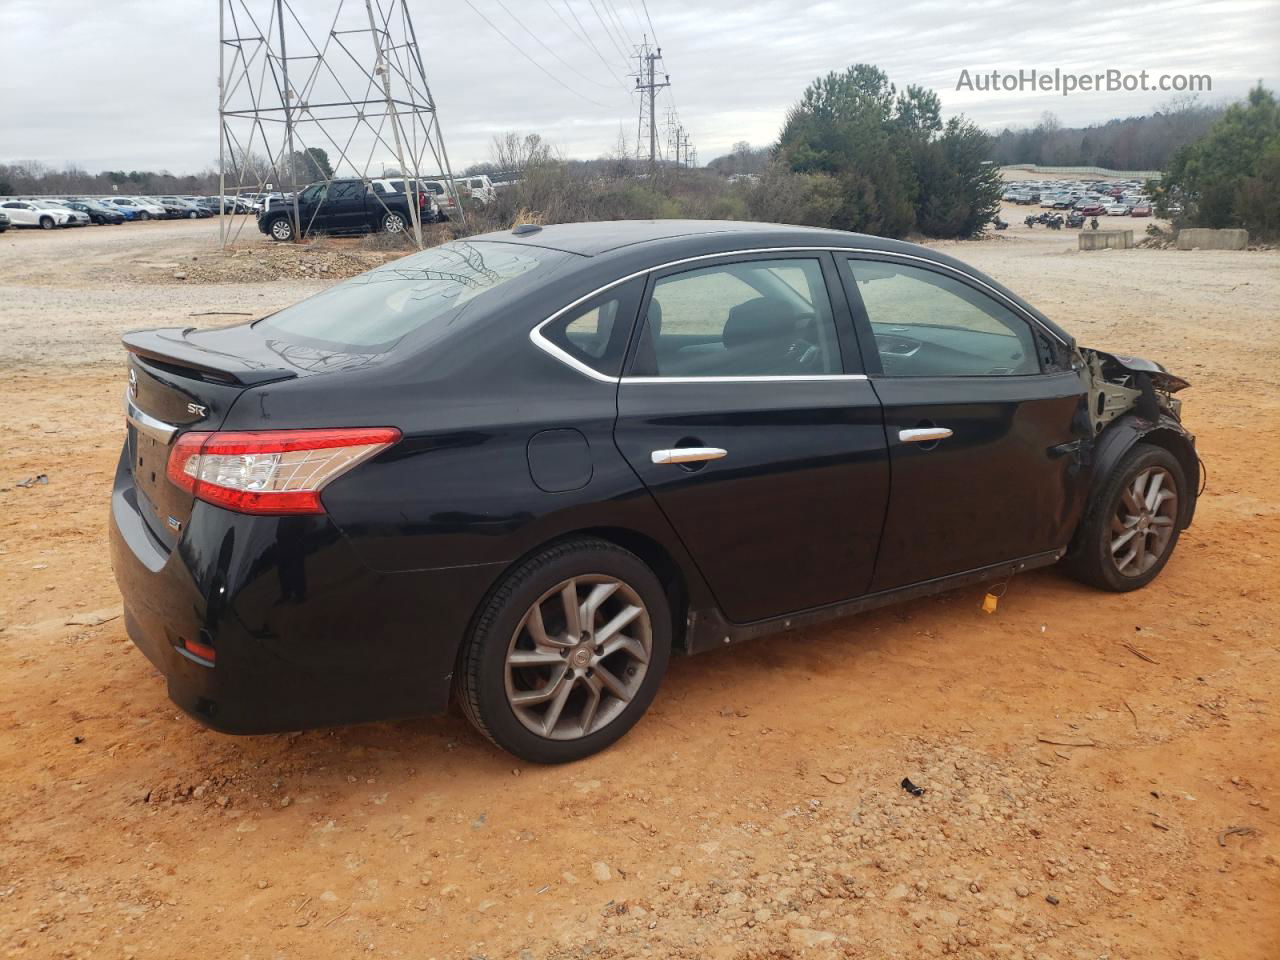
[
  {"left": 899, "top": 427, "right": 953, "bottom": 444},
  {"left": 651, "top": 447, "right": 727, "bottom": 465}
]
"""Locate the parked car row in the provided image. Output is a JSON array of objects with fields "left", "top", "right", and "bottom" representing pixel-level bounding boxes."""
[
  {"left": 2, "top": 174, "right": 496, "bottom": 235},
  {"left": 0, "top": 193, "right": 227, "bottom": 228},
  {"left": 1002, "top": 177, "right": 1156, "bottom": 219}
]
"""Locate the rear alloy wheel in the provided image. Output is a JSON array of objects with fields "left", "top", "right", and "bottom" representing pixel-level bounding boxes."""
[
  {"left": 457, "top": 539, "right": 671, "bottom": 763},
  {"left": 382, "top": 211, "right": 406, "bottom": 234},
  {"left": 39, "top": 216, "right": 54, "bottom": 230},
  {"left": 1066, "top": 443, "right": 1186, "bottom": 592},
  {"left": 269, "top": 217, "right": 294, "bottom": 241}
]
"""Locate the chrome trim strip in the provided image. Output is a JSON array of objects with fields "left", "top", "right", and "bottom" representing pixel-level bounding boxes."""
[
  {"left": 622, "top": 374, "right": 869, "bottom": 384},
  {"left": 528, "top": 245, "right": 1070, "bottom": 384},
  {"left": 124, "top": 389, "right": 178, "bottom": 444}
]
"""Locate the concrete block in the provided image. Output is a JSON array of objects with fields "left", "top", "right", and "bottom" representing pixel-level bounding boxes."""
[
  {"left": 1176, "top": 228, "right": 1248, "bottom": 250},
  {"left": 1078, "top": 230, "right": 1133, "bottom": 251}
]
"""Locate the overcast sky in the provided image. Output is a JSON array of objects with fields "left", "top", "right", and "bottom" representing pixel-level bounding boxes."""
[{"left": 0, "top": 0, "right": 1275, "bottom": 174}]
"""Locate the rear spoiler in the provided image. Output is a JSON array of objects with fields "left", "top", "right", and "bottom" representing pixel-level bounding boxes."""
[{"left": 123, "top": 328, "right": 298, "bottom": 386}]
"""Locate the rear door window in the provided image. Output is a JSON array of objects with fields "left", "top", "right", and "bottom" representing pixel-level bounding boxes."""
[{"left": 629, "top": 258, "right": 843, "bottom": 378}]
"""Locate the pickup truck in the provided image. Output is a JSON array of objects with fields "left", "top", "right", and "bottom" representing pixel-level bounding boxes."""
[{"left": 257, "top": 178, "right": 428, "bottom": 241}]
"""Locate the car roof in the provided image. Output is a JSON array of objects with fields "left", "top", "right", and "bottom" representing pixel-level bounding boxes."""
[
  {"left": 466, "top": 219, "right": 918, "bottom": 258},
  {"left": 462, "top": 219, "right": 1076, "bottom": 347}
]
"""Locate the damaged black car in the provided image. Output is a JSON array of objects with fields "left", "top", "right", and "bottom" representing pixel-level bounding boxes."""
[{"left": 110, "top": 220, "right": 1198, "bottom": 762}]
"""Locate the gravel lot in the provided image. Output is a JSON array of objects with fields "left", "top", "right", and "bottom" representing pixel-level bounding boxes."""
[{"left": 1, "top": 216, "right": 1277, "bottom": 960}]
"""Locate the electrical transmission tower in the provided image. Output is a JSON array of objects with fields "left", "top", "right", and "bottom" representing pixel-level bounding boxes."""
[
  {"left": 217, "top": 0, "right": 461, "bottom": 248},
  {"left": 631, "top": 36, "right": 668, "bottom": 170}
]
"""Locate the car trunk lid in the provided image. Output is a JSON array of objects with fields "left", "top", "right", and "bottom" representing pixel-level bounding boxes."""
[{"left": 122, "top": 325, "right": 299, "bottom": 548}]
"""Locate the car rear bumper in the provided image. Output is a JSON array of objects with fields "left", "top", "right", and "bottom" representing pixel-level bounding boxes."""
[{"left": 109, "top": 445, "right": 501, "bottom": 734}]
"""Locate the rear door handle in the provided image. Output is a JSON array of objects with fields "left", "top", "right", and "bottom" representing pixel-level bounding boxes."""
[
  {"left": 898, "top": 427, "right": 953, "bottom": 444},
  {"left": 651, "top": 447, "right": 727, "bottom": 465}
]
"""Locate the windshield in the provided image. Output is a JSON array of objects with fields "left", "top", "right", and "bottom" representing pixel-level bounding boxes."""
[{"left": 257, "top": 241, "right": 564, "bottom": 353}]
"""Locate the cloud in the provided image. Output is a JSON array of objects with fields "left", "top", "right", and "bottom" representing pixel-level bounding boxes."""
[{"left": 0, "top": 0, "right": 1274, "bottom": 172}]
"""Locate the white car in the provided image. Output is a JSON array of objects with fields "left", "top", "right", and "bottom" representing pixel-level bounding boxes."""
[
  {"left": 41, "top": 200, "right": 91, "bottom": 226},
  {"left": 451, "top": 174, "right": 496, "bottom": 205},
  {"left": 0, "top": 199, "right": 74, "bottom": 229},
  {"left": 1104, "top": 201, "right": 1132, "bottom": 216}
]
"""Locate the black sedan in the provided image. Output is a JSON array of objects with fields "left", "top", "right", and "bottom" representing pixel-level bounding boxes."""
[
  {"left": 68, "top": 200, "right": 126, "bottom": 225},
  {"left": 110, "top": 220, "right": 1198, "bottom": 762}
]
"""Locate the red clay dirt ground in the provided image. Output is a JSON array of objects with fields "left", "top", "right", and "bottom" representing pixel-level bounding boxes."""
[{"left": 0, "top": 219, "right": 1277, "bottom": 959}]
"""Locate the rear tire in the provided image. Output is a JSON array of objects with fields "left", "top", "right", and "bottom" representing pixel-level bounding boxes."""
[
  {"left": 382, "top": 211, "right": 406, "bottom": 234},
  {"left": 1066, "top": 443, "right": 1186, "bottom": 592},
  {"left": 456, "top": 538, "right": 671, "bottom": 763},
  {"left": 268, "top": 217, "right": 294, "bottom": 242}
]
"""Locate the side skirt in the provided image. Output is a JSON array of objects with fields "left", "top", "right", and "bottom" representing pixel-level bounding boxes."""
[{"left": 683, "top": 548, "right": 1066, "bottom": 655}]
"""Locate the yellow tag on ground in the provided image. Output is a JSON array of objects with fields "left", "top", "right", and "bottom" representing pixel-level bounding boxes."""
[{"left": 982, "top": 593, "right": 999, "bottom": 614}]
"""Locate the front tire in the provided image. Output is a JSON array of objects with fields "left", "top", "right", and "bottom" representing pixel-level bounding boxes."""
[
  {"left": 188, "top": 210, "right": 198, "bottom": 219},
  {"left": 456, "top": 538, "right": 672, "bottom": 763},
  {"left": 138, "top": 211, "right": 150, "bottom": 221},
  {"left": 1066, "top": 443, "right": 1186, "bottom": 592},
  {"left": 39, "top": 216, "right": 54, "bottom": 230}
]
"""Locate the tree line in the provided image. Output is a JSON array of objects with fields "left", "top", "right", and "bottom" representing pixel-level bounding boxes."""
[{"left": 987, "top": 101, "right": 1225, "bottom": 171}]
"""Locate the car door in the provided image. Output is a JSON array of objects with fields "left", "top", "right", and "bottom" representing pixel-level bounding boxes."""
[
  {"left": 324, "top": 180, "right": 369, "bottom": 231},
  {"left": 839, "top": 255, "right": 1090, "bottom": 591},
  {"left": 3, "top": 202, "right": 35, "bottom": 226},
  {"left": 613, "top": 253, "right": 890, "bottom": 624}
]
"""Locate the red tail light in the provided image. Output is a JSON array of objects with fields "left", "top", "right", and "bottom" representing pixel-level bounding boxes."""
[{"left": 167, "top": 427, "right": 400, "bottom": 515}]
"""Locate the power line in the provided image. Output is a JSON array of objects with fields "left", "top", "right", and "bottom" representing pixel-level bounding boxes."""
[
  {"left": 462, "top": 0, "right": 619, "bottom": 109},
  {"left": 489, "top": 0, "right": 619, "bottom": 90},
  {"left": 544, "top": 0, "right": 629, "bottom": 88},
  {"left": 601, "top": 0, "right": 638, "bottom": 49},
  {"left": 585, "top": 0, "right": 633, "bottom": 67},
  {"left": 639, "top": 0, "right": 660, "bottom": 45},
  {"left": 555, "top": 0, "right": 629, "bottom": 87}
]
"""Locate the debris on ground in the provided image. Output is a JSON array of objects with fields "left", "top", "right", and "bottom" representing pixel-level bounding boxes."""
[
  {"left": 1218, "top": 825, "right": 1258, "bottom": 847},
  {"left": 15, "top": 473, "right": 48, "bottom": 488},
  {"left": 65, "top": 607, "right": 122, "bottom": 627},
  {"left": 900, "top": 776, "right": 925, "bottom": 796}
]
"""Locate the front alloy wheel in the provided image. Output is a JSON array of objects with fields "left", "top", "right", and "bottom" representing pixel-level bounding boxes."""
[
  {"left": 1109, "top": 465, "right": 1178, "bottom": 577},
  {"left": 457, "top": 538, "right": 671, "bottom": 763},
  {"left": 270, "top": 217, "right": 294, "bottom": 241},
  {"left": 1066, "top": 442, "right": 1186, "bottom": 592}
]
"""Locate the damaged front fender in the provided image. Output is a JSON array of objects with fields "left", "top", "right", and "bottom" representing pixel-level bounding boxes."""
[{"left": 1076, "top": 345, "right": 1198, "bottom": 533}]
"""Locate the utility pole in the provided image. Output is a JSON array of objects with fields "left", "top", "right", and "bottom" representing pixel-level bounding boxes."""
[{"left": 632, "top": 37, "right": 668, "bottom": 171}]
